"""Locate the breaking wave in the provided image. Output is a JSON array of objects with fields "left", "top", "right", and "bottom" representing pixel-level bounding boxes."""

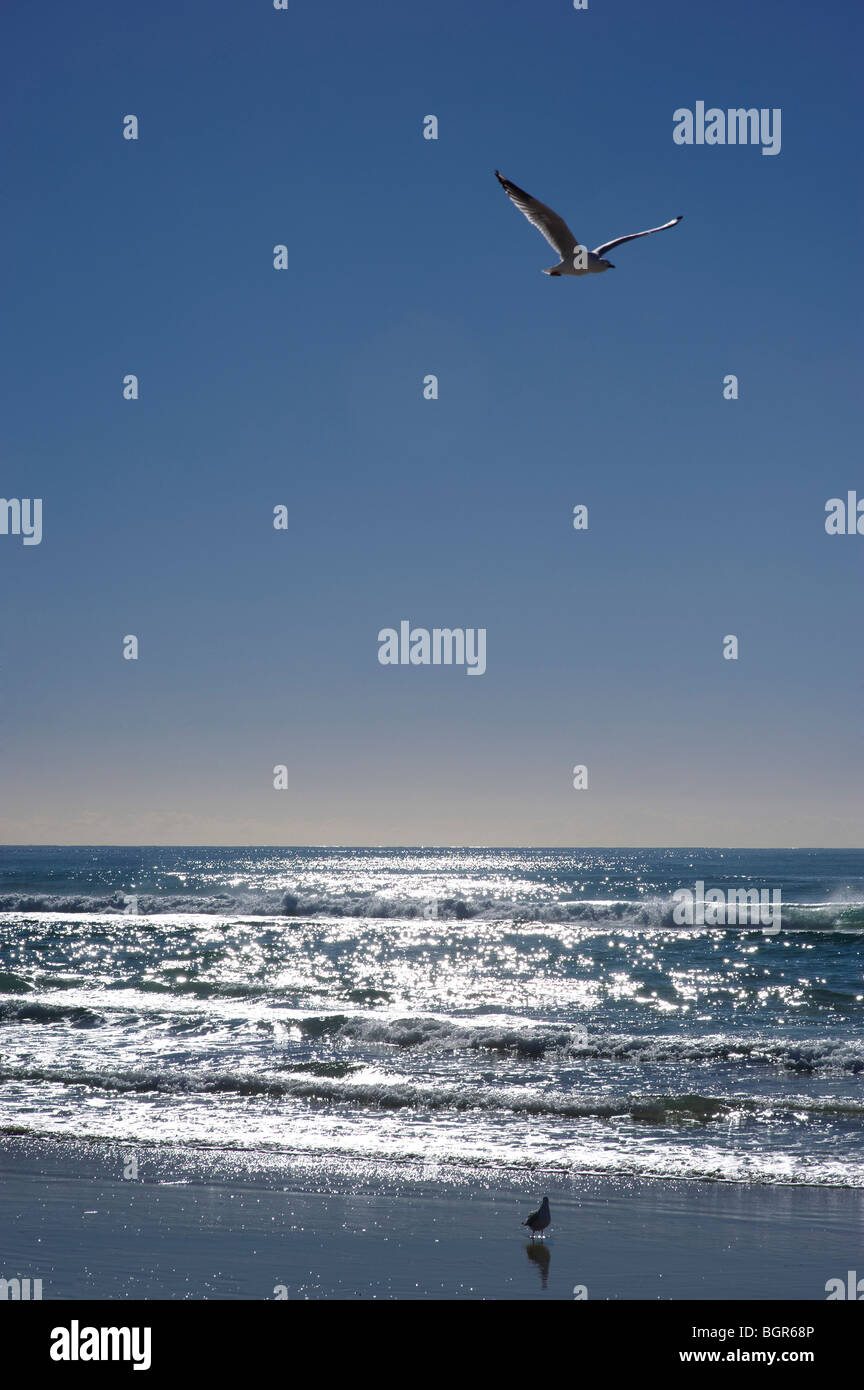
[
  {"left": 296, "top": 1016, "right": 864, "bottom": 1072},
  {"left": 3, "top": 889, "right": 864, "bottom": 931},
  {"left": 3, "top": 1061, "right": 864, "bottom": 1124},
  {"left": 0, "top": 1000, "right": 103, "bottom": 1027}
]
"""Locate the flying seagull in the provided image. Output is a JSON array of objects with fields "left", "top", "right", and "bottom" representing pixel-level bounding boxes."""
[
  {"left": 523, "top": 1195, "right": 551, "bottom": 1239},
  {"left": 495, "top": 171, "right": 682, "bottom": 277}
]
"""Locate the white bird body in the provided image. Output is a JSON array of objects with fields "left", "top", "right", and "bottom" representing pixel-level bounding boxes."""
[
  {"left": 495, "top": 171, "right": 682, "bottom": 277},
  {"left": 548, "top": 249, "right": 614, "bottom": 278}
]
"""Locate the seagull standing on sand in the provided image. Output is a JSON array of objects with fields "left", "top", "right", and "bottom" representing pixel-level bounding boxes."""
[
  {"left": 523, "top": 1195, "right": 551, "bottom": 1239},
  {"left": 495, "top": 171, "right": 682, "bottom": 277}
]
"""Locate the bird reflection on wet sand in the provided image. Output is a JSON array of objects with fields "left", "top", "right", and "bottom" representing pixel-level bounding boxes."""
[{"left": 525, "top": 1239, "right": 551, "bottom": 1289}]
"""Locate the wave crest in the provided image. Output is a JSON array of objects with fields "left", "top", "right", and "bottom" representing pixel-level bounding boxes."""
[{"left": 3, "top": 888, "right": 864, "bottom": 931}]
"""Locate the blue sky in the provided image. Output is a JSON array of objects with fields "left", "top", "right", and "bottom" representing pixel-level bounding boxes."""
[{"left": 1, "top": 0, "right": 861, "bottom": 845}]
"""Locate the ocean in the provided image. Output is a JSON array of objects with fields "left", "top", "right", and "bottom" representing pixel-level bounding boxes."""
[{"left": 1, "top": 846, "right": 863, "bottom": 1188}]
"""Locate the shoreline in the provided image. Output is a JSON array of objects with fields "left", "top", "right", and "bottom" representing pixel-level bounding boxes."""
[
  {"left": 3, "top": 1128, "right": 862, "bottom": 1191},
  {"left": 2, "top": 1134, "right": 861, "bottom": 1301}
]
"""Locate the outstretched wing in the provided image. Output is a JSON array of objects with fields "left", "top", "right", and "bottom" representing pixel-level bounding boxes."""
[
  {"left": 495, "top": 171, "right": 580, "bottom": 260},
  {"left": 592, "top": 215, "right": 683, "bottom": 257}
]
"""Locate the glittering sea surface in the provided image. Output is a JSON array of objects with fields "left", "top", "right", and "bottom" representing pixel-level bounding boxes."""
[{"left": 1, "top": 847, "right": 863, "bottom": 1186}]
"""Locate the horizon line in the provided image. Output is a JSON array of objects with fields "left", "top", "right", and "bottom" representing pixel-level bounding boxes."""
[{"left": 1, "top": 844, "right": 862, "bottom": 853}]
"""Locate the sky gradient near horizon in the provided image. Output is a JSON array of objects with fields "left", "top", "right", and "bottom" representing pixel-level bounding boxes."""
[{"left": 1, "top": 0, "right": 862, "bottom": 846}]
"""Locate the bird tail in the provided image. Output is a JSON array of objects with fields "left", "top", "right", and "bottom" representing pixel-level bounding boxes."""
[{"left": 543, "top": 264, "right": 564, "bottom": 276}]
